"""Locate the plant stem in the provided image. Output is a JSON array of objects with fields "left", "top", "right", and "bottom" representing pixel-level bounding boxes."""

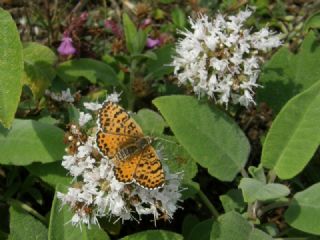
[
  {"left": 8, "top": 198, "right": 48, "bottom": 226},
  {"left": 197, "top": 189, "right": 220, "bottom": 220},
  {"left": 256, "top": 199, "right": 290, "bottom": 218}
]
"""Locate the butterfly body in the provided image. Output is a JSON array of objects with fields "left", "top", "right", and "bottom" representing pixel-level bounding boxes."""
[
  {"left": 115, "top": 136, "right": 153, "bottom": 161},
  {"left": 96, "top": 101, "right": 165, "bottom": 189}
]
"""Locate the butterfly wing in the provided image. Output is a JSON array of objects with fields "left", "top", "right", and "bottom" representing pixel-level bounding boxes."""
[
  {"left": 133, "top": 145, "right": 165, "bottom": 189},
  {"left": 97, "top": 101, "right": 143, "bottom": 136},
  {"left": 96, "top": 101, "right": 143, "bottom": 158},
  {"left": 113, "top": 153, "right": 141, "bottom": 183}
]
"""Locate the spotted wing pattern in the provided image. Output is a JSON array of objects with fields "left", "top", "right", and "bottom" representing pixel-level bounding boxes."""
[
  {"left": 96, "top": 101, "right": 165, "bottom": 189},
  {"left": 96, "top": 101, "right": 143, "bottom": 158},
  {"left": 134, "top": 145, "right": 165, "bottom": 189},
  {"left": 113, "top": 153, "right": 141, "bottom": 183}
]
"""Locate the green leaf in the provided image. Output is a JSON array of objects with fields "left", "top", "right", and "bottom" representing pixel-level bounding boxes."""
[
  {"left": 304, "top": 11, "right": 320, "bottom": 32},
  {"left": 211, "top": 211, "right": 272, "bottom": 240},
  {"left": 219, "top": 189, "right": 246, "bottom": 213},
  {"left": 8, "top": 205, "right": 47, "bottom": 240},
  {"left": 261, "top": 80, "right": 320, "bottom": 179},
  {"left": 285, "top": 182, "right": 320, "bottom": 235},
  {"left": 171, "top": 7, "right": 186, "bottom": 29},
  {"left": 26, "top": 162, "right": 71, "bottom": 187},
  {"left": 160, "top": 135, "right": 198, "bottom": 185},
  {"left": 153, "top": 95, "right": 250, "bottom": 181},
  {"left": 133, "top": 109, "right": 167, "bottom": 135},
  {"left": 239, "top": 178, "right": 290, "bottom": 203},
  {"left": 121, "top": 230, "right": 183, "bottom": 240},
  {"left": 0, "top": 119, "right": 65, "bottom": 165},
  {"left": 146, "top": 44, "right": 174, "bottom": 80},
  {"left": 123, "top": 13, "right": 141, "bottom": 54},
  {"left": 0, "top": 8, "right": 23, "bottom": 128},
  {"left": 134, "top": 109, "right": 198, "bottom": 185},
  {"left": 57, "top": 58, "right": 118, "bottom": 86},
  {"left": 187, "top": 218, "right": 214, "bottom": 240},
  {"left": 182, "top": 214, "right": 200, "bottom": 239},
  {"left": 257, "top": 31, "right": 320, "bottom": 113},
  {"left": 48, "top": 185, "right": 110, "bottom": 240},
  {"left": 22, "top": 42, "right": 57, "bottom": 99},
  {"left": 248, "top": 165, "right": 266, "bottom": 183}
]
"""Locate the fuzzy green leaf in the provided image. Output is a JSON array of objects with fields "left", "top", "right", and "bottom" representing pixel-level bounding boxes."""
[
  {"left": 134, "top": 109, "right": 197, "bottom": 186},
  {"left": 123, "top": 13, "right": 141, "bottom": 54},
  {"left": 261, "top": 80, "right": 320, "bottom": 179},
  {"left": 187, "top": 218, "right": 214, "bottom": 240},
  {"left": 57, "top": 58, "right": 118, "bottom": 86},
  {"left": 239, "top": 178, "right": 290, "bottom": 203},
  {"left": 211, "top": 211, "right": 272, "bottom": 240},
  {"left": 146, "top": 44, "right": 174, "bottom": 80},
  {"left": 8, "top": 205, "right": 47, "bottom": 240},
  {"left": 0, "top": 119, "right": 65, "bottom": 165},
  {"left": 26, "top": 162, "right": 71, "bottom": 187},
  {"left": 22, "top": 42, "right": 57, "bottom": 99},
  {"left": 133, "top": 109, "right": 167, "bottom": 135},
  {"left": 285, "top": 183, "right": 320, "bottom": 235},
  {"left": 121, "top": 230, "right": 183, "bottom": 240},
  {"left": 304, "top": 11, "right": 320, "bottom": 31},
  {"left": 257, "top": 31, "right": 320, "bottom": 113},
  {"left": 0, "top": 8, "right": 23, "bottom": 128},
  {"left": 153, "top": 95, "right": 250, "bottom": 181}
]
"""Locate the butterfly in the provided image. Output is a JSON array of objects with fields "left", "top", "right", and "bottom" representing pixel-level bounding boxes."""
[{"left": 96, "top": 101, "right": 165, "bottom": 189}]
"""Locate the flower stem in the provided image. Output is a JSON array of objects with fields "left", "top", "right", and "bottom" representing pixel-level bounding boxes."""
[
  {"left": 197, "top": 189, "right": 219, "bottom": 219},
  {"left": 256, "top": 199, "right": 290, "bottom": 218},
  {"left": 8, "top": 198, "right": 48, "bottom": 226}
]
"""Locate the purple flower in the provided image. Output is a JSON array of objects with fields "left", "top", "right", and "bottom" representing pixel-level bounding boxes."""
[
  {"left": 146, "top": 37, "right": 160, "bottom": 48},
  {"left": 58, "top": 37, "right": 76, "bottom": 56},
  {"left": 140, "top": 18, "right": 152, "bottom": 29},
  {"left": 104, "top": 20, "right": 122, "bottom": 38}
]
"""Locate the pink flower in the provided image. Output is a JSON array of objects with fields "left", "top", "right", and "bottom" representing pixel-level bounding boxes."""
[
  {"left": 146, "top": 37, "right": 160, "bottom": 48},
  {"left": 140, "top": 18, "right": 152, "bottom": 29},
  {"left": 104, "top": 20, "right": 122, "bottom": 38},
  {"left": 58, "top": 37, "right": 76, "bottom": 56}
]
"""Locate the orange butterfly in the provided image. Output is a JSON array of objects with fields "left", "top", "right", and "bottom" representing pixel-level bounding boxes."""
[{"left": 96, "top": 101, "right": 165, "bottom": 189}]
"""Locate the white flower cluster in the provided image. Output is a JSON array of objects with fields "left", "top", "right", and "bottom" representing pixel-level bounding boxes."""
[
  {"left": 45, "top": 88, "right": 75, "bottom": 103},
  {"left": 172, "top": 9, "right": 281, "bottom": 108},
  {"left": 58, "top": 93, "right": 182, "bottom": 227}
]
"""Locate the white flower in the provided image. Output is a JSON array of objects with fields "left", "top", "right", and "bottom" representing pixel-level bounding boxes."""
[
  {"left": 45, "top": 88, "right": 74, "bottom": 103},
  {"left": 59, "top": 102, "right": 183, "bottom": 227},
  {"left": 79, "top": 112, "right": 92, "bottom": 127},
  {"left": 171, "top": 9, "right": 281, "bottom": 108},
  {"left": 106, "top": 91, "right": 121, "bottom": 103},
  {"left": 84, "top": 102, "right": 102, "bottom": 111}
]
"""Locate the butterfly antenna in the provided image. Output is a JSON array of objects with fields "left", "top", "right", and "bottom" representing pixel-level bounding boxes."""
[{"left": 154, "top": 136, "right": 177, "bottom": 145}]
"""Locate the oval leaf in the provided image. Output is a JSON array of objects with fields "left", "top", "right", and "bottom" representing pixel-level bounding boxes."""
[
  {"left": 22, "top": 42, "right": 57, "bottom": 99},
  {"left": 239, "top": 178, "right": 290, "bottom": 203},
  {"left": 0, "top": 8, "right": 23, "bottom": 128},
  {"left": 0, "top": 119, "right": 65, "bottom": 165},
  {"left": 121, "top": 230, "right": 183, "bottom": 240},
  {"left": 285, "top": 182, "right": 320, "bottom": 235},
  {"left": 57, "top": 58, "right": 118, "bottom": 86},
  {"left": 211, "top": 211, "right": 272, "bottom": 240},
  {"left": 48, "top": 185, "right": 110, "bottom": 240},
  {"left": 153, "top": 95, "right": 250, "bottom": 181},
  {"left": 187, "top": 218, "right": 214, "bottom": 240},
  {"left": 123, "top": 13, "right": 138, "bottom": 54},
  {"left": 146, "top": 44, "right": 174, "bottom": 81},
  {"left": 262, "top": 80, "right": 320, "bottom": 179},
  {"left": 9, "top": 205, "right": 47, "bottom": 240},
  {"left": 257, "top": 31, "right": 320, "bottom": 113},
  {"left": 26, "top": 162, "right": 71, "bottom": 187}
]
